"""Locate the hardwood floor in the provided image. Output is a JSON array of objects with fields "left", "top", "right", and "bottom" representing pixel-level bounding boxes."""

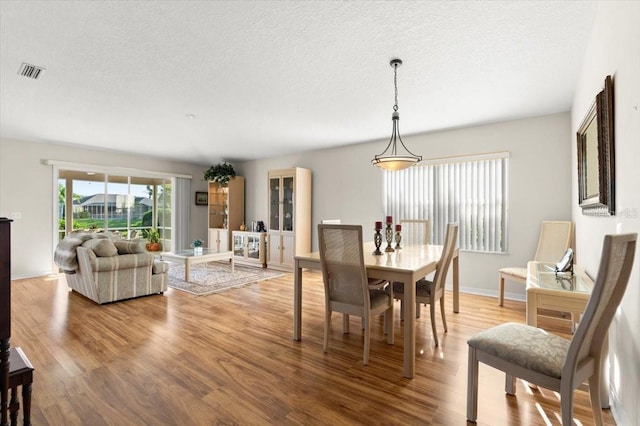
[{"left": 9, "top": 271, "right": 615, "bottom": 425}]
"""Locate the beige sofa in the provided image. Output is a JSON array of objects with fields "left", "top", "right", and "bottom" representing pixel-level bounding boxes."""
[{"left": 56, "top": 233, "right": 169, "bottom": 304}]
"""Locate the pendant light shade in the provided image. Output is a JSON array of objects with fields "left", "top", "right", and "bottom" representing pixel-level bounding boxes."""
[{"left": 372, "top": 59, "right": 422, "bottom": 171}]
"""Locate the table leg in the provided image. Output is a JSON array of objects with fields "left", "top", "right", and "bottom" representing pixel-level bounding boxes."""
[
  {"left": 22, "top": 379, "right": 32, "bottom": 426},
  {"left": 184, "top": 259, "right": 191, "bottom": 282},
  {"left": 403, "top": 278, "right": 416, "bottom": 379},
  {"left": 9, "top": 386, "right": 18, "bottom": 426},
  {"left": 293, "top": 259, "right": 303, "bottom": 341},
  {"left": 230, "top": 256, "right": 235, "bottom": 273},
  {"left": 453, "top": 253, "right": 460, "bottom": 313},
  {"left": 526, "top": 289, "right": 537, "bottom": 328}
]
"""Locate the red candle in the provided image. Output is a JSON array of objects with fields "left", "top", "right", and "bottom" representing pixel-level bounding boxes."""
[
  {"left": 395, "top": 224, "right": 402, "bottom": 232},
  {"left": 386, "top": 216, "right": 392, "bottom": 224},
  {"left": 375, "top": 221, "right": 382, "bottom": 230}
]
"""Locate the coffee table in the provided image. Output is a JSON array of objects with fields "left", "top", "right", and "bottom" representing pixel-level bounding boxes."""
[{"left": 161, "top": 249, "right": 234, "bottom": 282}]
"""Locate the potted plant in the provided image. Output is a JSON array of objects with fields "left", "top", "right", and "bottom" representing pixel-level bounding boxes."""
[
  {"left": 193, "top": 239, "right": 203, "bottom": 254},
  {"left": 203, "top": 162, "right": 236, "bottom": 186},
  {"left": 142, "top": 228, "right": 162, "bottom": 251}
]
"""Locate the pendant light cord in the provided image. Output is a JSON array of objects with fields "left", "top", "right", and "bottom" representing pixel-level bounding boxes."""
[{"left": 393, "top": 63, "right": 399, "bottom": 112}]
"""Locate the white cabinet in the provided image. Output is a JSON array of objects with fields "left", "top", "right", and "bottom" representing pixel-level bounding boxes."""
[
  {"left": 268, "top": 233, "right": 295, "bottom": 269},
  {"left": 267, "top": 168, "right": 311, "bottom": 270},
  {"left": 232, "top": 231, "right": 267, "bottom": 267},
  {"left": 208, "top": 228, "right": 230, "bottom": 253},
  {"left": 208, "top": 176, "right": 244, "bottom": 251}
]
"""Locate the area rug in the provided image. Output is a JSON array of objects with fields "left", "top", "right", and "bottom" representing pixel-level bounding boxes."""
[{"left": 167, "top": 262, "right": 285, "bottom": 296}]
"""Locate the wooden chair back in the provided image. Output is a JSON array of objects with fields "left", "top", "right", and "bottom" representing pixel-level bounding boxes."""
[
  {"left": 432, "top": 223, "right": 459, "bottom": 298},
  {"left": 400, "top": 219, "right": 430, "bottom": 245},
  {"left": 318, "top": 224, "right": 369, "bottom": 316},
  {"left": 534, "top": 221, "right": 573, "bottom": 263},
  {"left": 564, "top": 233, "right": 636, "bottom": 378}
]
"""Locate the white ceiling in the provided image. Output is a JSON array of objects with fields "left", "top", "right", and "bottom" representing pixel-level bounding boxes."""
[{"left": 0, "top": 1, "right": 597, "bottom": 165}]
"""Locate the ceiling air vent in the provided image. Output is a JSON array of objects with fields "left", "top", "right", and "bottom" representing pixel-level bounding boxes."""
[{"left": 17, "top": 62, "right": 45, "bottom": 80}]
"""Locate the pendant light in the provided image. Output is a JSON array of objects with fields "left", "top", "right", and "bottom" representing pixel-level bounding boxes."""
[{"left": 371, "top": 59, "right": 422, "bottom": 171}]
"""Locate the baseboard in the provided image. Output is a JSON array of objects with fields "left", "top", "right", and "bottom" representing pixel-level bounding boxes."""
[
  {"left": 447, "top": 285, "right": 526, "bottom": 303},
  {"left": 10, "top": 270, "right": 58, "bottom": 280}
]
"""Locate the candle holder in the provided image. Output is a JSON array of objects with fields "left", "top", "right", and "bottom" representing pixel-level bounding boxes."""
[
  {"left": 373, "top": 229, "right": 383, "bottom": 255},
  {"left": 384, "top": 223, "right": 395, "bottom": 252},
  {"left": 395, "top": 230, "right": 402, "bottom": 250}
]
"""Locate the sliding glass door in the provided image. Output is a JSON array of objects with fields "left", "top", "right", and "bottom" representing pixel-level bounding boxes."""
[{"left": 57, "top": 170, "right": 172, "bottom": 249}]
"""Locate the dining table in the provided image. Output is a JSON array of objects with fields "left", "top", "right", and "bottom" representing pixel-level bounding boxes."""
[{"left": 293, "top": 241, "right": 460, "bottom": 379}]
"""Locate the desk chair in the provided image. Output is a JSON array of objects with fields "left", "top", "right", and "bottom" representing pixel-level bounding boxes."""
[
  {"left": 468, "top": 232, "right": 636, "bottom": 425},
  {"left": 318, "top": 224, "right": 394, "bottom": 365},
  {"left": 498, "top": 221, "right": 573, "bottom": 306}
]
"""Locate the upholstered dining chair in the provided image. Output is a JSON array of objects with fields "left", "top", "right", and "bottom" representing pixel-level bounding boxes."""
[
  {"left": 318, "top": 224, "right": 394, "bottom": 365},
  {"left": 467, "top": 233, "right": 636, "bottom": 425},
  {"left": 392, "top": 223, "right": 458, "bottom": 347},
  {"left": 498, "top": 220, "right": 573, "bottom": 306}
]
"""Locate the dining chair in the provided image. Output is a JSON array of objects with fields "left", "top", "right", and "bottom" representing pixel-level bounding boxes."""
[
  {"left": 400, "top": 219, "right": 430, "bottom": 246},
  {"left": 392, "top": 223, "right": 458, "bottom": 347},
  {"left": 498, "top": 220, "right": 573, "bottom": 306},
  {"left": 321, "top": 219, "right": 387, "bottom": 290},
  {"left": 318, "top": 224, "right": 394, "bottom": 365},
  {"left": 467, "top": 232, "right": 636, "bottom": 425}
]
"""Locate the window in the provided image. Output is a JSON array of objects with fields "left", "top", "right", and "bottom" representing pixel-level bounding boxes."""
[
  {"left": 382, "top": 152, "right": 509, "bottom": 253},
  {"left": 57, "top": 170, "right": 172, "bottom": 247}
]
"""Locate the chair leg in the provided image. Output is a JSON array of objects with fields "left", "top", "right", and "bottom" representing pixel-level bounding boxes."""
[
  {"left": 430, "top": 301, "right": 439, "bottom": 347},
  {"left": 498, "top": 273, "right": 505, "bottom": 306},
  {"left": 439, "top": 295, "right": 448, "bottom": 332},
  {"left": 384, "top": 308, "right": 394, "bottom": 345},
  {"left": 323, "top": 311, "right": 331, "bottom": 353},
  {"left": 560, "top": 381, "right": 575, "bottom": 426},
  {"left": 400, "top": 300, "right": 404, "bottom": 320},
  {"left": 363, "top": 316, "right": 370, "bottom": 365},
  {"left": 505, "top": 374, "right": 516, "bottom": 395},
  {"left": 416, "top": 302, "right": 421, "bottom": 318},
  {"left": 467, "top": 347, "right": 479, "bottom": 422},
  {"left": 343, "top": 314, "right": 350, "bottom": 334},
  {"left": 589, "top": 366, "right": 604, "bottom": 426}
]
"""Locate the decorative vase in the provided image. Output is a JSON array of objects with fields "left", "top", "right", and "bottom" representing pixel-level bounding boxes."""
[{"left": 194, "top": 246, "right": 203, "bottom": 255}]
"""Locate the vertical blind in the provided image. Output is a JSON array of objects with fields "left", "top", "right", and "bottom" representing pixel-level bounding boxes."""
[
  {"left": 173, "top": 177, "right": 191, "bottom": 251},
  {"left": 382, "top": 153, "right": 509, "bottom": 253}
]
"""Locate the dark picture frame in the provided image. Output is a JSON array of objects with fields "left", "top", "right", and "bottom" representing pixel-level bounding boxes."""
[
  {"left": 195, "top": 191, "right": 208, "bottom": 206},
  {"left": 577, "top": 75, "right": 615, "bottom": 216}
]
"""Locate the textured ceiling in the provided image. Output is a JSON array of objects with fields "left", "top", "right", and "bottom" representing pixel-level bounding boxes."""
[{"left": 0, "top": 1, "right": 597, "bottom": 165}]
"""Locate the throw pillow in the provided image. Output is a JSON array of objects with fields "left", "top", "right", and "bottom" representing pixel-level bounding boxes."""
[
  {"left": 114, "top": 240, "right": 146, "bottom": 255},
  {"left": 82, "top": 238, "right": 118, "bottom": 257}
]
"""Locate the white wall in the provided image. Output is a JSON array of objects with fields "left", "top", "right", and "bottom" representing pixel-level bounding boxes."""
[
  {"left": 238, "top": 112, "right": 573, "bottom": 299},
  {"left": 571, "top": 2, "right": 640, "bottom": 424},
  {"left": 0, "top": 138, "right": 210, "bottom": 278}
]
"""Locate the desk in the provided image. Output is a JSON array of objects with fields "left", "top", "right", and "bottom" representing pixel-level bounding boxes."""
[
  {"left": 525, "top": 262, "right": 593, "bottom": 328},
  {"left": 294, "top": 242, "right": 459, "bottom": 379},
  {"left": 526, "top": 262, "right": 608, "bottom": 407}
]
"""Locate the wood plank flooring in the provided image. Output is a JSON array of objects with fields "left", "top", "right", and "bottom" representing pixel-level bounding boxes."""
[{"left": 8, "top": 271, "right": 616, "bottom": 425}]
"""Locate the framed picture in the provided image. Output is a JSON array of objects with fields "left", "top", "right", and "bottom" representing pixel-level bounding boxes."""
[
  {"left": 576, "top": 75, "right": 615, "bottom": 216},
  {"left": 195, "top": 191, "right": 208, "bottom": 206}
]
